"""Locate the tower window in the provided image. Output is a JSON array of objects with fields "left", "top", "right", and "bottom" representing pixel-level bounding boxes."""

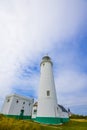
[
  {"left": 7, "top": 99, "right": 10, "bottom": 102},
  {"left": 43, "top": 63, "right": 45, "bottom": 66},
  {"left": 47, "top": 90, "right": 50, "bottom": 96}
]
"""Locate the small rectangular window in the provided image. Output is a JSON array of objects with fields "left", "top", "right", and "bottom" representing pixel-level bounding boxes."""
[
  {"left": 47, "top": 90, "right": 50, "bottom": 96},
  {"left": 34, "top": 109, "right": 37, "bottom": 114}
]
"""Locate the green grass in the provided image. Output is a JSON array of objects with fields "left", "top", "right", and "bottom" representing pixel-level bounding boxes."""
[{"left": 0, "top": 114, "right": 87, "bottom": 130}]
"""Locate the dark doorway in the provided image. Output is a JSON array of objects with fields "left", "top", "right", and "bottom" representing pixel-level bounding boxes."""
[{"left": 19, "top": 109, "right": 24, "bottom": 119}]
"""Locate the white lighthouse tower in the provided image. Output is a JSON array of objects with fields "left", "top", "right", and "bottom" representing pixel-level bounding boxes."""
[{"left": 36, "top": 56, "right": 62, "bottom": 124}]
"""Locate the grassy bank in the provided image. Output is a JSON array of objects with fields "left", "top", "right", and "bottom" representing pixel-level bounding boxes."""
[{"left": 0, "top": 114, "right": 87, "bottom": 130}]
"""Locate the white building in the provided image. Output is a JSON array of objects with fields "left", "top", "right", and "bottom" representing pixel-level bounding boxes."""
[
  {"left": 32, "top": 102, "right": 69, "bottom": 123},
  {"left": 1, "top": 94, "right": 34, "bottom": 119},
  {"left": 33, "top": 56, "right": 69, "bottom": 124},
  {"left": 1, "top": 56, "right": 69, "bottom": 124},
  {"left": 32, "top": 102, "right": 38, "bottom": 119}
]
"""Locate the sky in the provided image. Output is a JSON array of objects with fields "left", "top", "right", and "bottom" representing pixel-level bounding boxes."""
[{"left": 0, "top": 0, "right": 87, "bottom": 115}]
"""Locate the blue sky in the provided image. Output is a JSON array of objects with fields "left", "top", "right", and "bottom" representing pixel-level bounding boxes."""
[{"left": 0, "top": 0, "right": 87, "bottom": 115}]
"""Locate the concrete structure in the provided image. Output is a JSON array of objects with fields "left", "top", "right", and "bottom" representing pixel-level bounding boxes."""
[
  {"left": 34, "top": 56, "right": 69, "bottom": 124},
  {"left": 1, "top": 94, "right": 34, "bottom": 119}
]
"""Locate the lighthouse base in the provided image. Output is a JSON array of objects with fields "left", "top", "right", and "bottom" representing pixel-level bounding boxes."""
[{"left": 35, "top": 117, "right": 69, "bottom": 124}]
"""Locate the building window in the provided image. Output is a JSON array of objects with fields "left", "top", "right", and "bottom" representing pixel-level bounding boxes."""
[
  {"left": 34, "top": 109, "right": 37, "bottom": 114},
  {"left": 16, "top": 100, "right": 19, "bottom": 103},
  {"left": 47, "top": 90, "right": 50, "bottom": 96},
  {"left": 23, "top": 102, "right": 25, "bottom": 104}
]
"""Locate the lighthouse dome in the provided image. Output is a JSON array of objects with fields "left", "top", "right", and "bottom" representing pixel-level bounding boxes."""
[
  {"left": 41, "top": 55, "right": 53, "bottom": 66},
  {"left": 42, "top": 56, "right": 51, "bottom": 60}
]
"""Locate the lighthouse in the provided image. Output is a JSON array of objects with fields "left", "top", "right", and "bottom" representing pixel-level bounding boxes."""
[
  {"left": 36, "top": 56, "right": 62, "bottom": 124},
  {"left": 1, "top": 55, "right": 69, "bottom": 123}
]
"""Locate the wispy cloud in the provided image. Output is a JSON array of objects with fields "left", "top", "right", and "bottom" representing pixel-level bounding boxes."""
[{"left": 0, "top": 0, "right": 87, "bottom": 114}]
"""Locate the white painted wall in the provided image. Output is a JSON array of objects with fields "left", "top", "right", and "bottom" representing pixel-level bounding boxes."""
[
  {"left": 1, "top": 94, "right": 34, "bottom": 116},
  {"left": 32, "top": 105, "right": 37, "bottom": 119},
  {"left": 37, "top": 56, "right": 59, "bottom": 117},
  {"left": 1, "top": 96, "right": 13, "bottom": 114}
]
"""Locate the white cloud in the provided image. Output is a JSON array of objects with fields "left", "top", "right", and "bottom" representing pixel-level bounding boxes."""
[
  {"left": 55, "top": 70, "right": 87, "bottom": 93},
  {"left": 0, "top": 0, "right": 87, "bottom": 113}
]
